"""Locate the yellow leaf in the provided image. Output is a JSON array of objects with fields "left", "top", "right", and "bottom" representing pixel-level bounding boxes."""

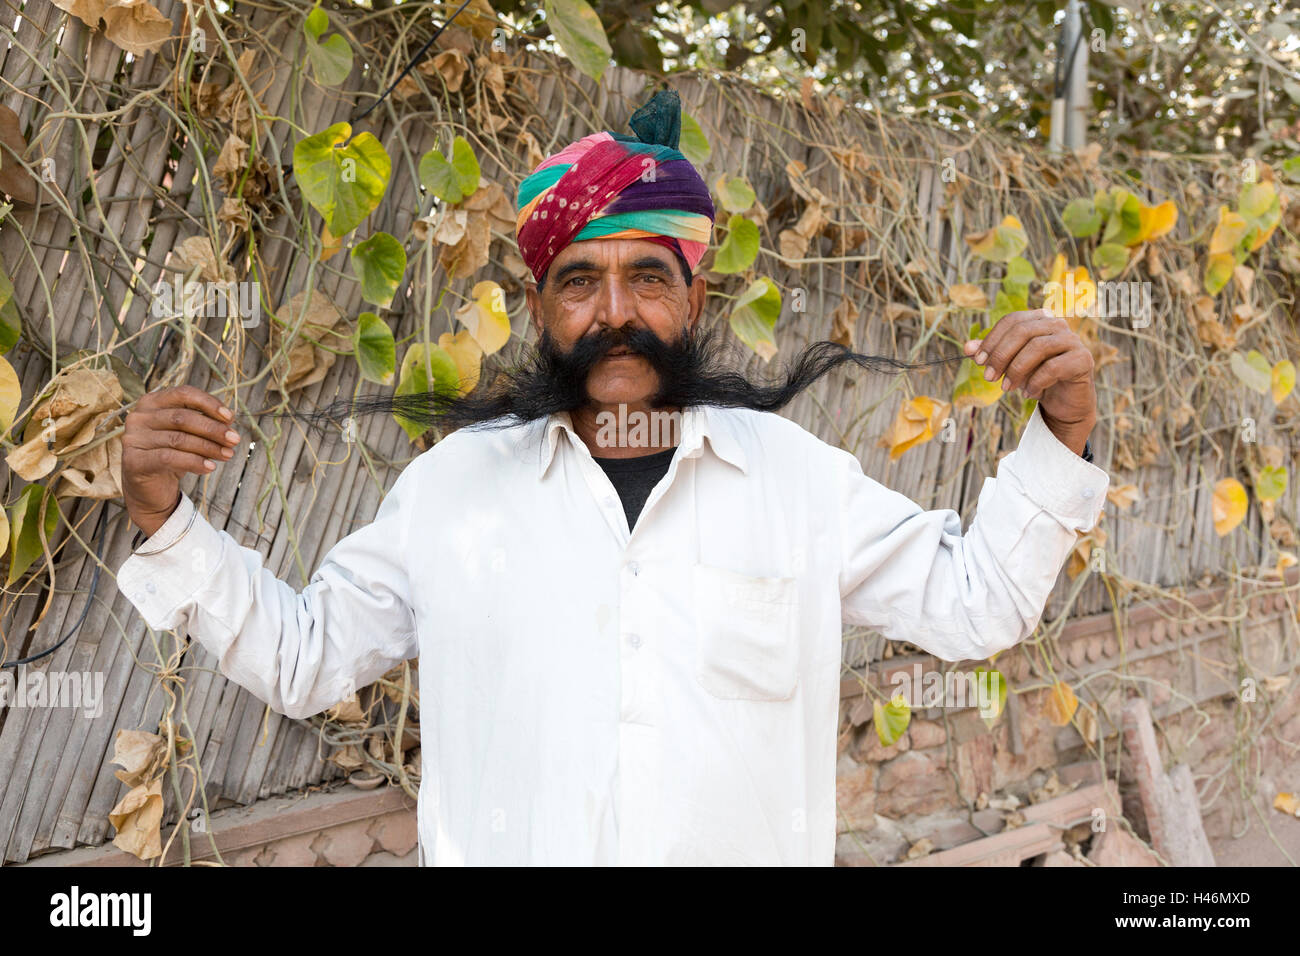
[
  {"left": 1276, "top": 551, "right": 1297, "bottom": 579},
  {"left": 947, "top": 284, "right": 989, "bottom": 309},
  {"left": 1274, "top": 792, "right": 1300, "bottom": 817},
  {"left": 437, "top": 329, "right": 482, "bottom": 396},
  {"left": 1272, "top": 360, "right": 1295, "bottom": 404},
  {"left": 320, "top": 223, "right": 343, "bottom": 261},
  {"left": 1044, "top": 681, "right": 1079, "bottom": 726},
  {"left": 1208, "top": 206, "right": 1248, "bottom": 256},
  {"left": 0, "top": 354, "right": 19, "bottom": 437},
  {"left": 878, "top": 395, "right": 951, "bottom": 460},
  {"left": 1042, "top": 259, "right": 1095, "bottom": 322},
  {"left": 455, "top": 280, "right": 511, "bottom": 355},
  {"left": 1135, "top": 200, "right": 1178, "bottom": 243},
  {"left": 1212, "top": 477, "right": 1248, "bottom": 536},
  {"left": 965, "top": 215, "right": 1028, "bottom": 262},
  {"left": 872, "top": 693, "right": 911, "bottom": 747}
]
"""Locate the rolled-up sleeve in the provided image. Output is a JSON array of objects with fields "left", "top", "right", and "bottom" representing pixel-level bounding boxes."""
[
  {"left": 837, "top": 404, "right": 1109, "bottom": 661},
  {"left": 115, "top": 462, "right": 422, "bottom": 719}
]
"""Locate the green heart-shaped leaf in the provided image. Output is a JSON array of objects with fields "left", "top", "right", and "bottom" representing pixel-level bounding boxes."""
[
  {"left": 729, "top": 276, "right": 780, "bottom": 360},
  {"left": 418, "top": 136, "right": 481, "bottom": 204},
  {"left": 393, "top": 343, "right": 459, "bottom": 441},
  {"left": 712, "top": 214, "right": 759, "bottom": 274},
  {"left": 354, "top": 311, "right": 396, "bottom": 386},
  {"left": 1230, "top": 349, "right": 1272, "bottom": 393},
  {"left": 304, "top": 5, "right": 353, "bottom": 86},
  {"left": 543, "top": 0, "right": 612, "bottom": 81},
  {"left": 1062, "top": 197, "right": 1101, "bottom": 237},
  {"left": 678, "top": 112, "right": 711, "bottom": 167},
  {"left": 1092, "top": 242, "right": 1129, "bottom": 280},
  {"left": 293, "top": 122, "right": 391, "bottom": 238},
  {"left": 716, "top": 174, "right": 756, "bottom": 213},
  {"left": 1256, "top": 465, "right": 1288, "bottom": 502},
  {"left": 350, "top": 232, "right": 407, "bottom": 308}
]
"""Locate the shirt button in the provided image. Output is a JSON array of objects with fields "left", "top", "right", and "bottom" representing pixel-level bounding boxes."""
[
  {"left": 603, "top": 496, "right": 615, "bottom": 507},
  {"left": 146, "top": 582, "right": 157, "bottom": 594},
  {"left": 628, "top": 562, "right": 640, "bottom": 576},
  {"left": 628, "top": 634, "right": 642, "bottom": 648},
  {"left": 1082, "top": 488, "right": 1095, "bottom": 499}
]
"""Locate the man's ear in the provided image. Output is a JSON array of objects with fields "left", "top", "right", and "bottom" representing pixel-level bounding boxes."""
[
  {"left": 686, "top": 273, "right": 707, "bottom": 332},
  {"left": 526, "top": 282, "right": 543, "bottom": 337}
]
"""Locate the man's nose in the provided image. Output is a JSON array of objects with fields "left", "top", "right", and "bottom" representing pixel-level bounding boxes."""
[{"left": 591, "top": 274, "right": 636, "bottom": 330}]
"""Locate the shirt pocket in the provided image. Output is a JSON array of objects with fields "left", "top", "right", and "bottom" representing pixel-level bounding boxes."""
[{"left": 692, "top": 563, "right": 800, "bottom": 701}]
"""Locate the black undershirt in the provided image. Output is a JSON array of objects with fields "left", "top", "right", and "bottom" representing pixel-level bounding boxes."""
[{"left": 592, "top": 446, "right": 678, "bottom": 531}]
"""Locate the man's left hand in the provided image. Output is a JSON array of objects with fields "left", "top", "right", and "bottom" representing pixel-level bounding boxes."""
[{"left": 963, "top": 308, "right": 1098, "bottom": 456}]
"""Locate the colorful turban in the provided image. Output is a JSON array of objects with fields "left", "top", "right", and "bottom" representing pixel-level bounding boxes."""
[{"left": 514, "top": 89, "right": 716, "bottom": 283}]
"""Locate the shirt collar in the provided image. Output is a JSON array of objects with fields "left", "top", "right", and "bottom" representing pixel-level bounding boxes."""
[{"left": 536, "top": 405, "right": 749, "bottom": 479}]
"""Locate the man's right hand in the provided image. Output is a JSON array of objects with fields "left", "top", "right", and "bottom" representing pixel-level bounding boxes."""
[{"left": 122, "top": 385, "right": 242, "bottom": 539}]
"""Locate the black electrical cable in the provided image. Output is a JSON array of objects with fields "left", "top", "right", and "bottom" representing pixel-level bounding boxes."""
[
  {"left": 348, "top": 0, "right": 477, "bottom": 126},
  {"left": 1, "top": 505, "right": 109, "bottom": 669}
]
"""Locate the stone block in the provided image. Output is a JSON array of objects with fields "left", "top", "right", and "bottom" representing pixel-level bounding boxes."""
[{"left": 319, "top": 819, "right": 375, "bottom": 867}]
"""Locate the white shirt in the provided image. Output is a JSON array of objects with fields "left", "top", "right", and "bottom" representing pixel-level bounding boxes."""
[{"left": 116, "top": 401, "right": 1108, "bottom": 865}]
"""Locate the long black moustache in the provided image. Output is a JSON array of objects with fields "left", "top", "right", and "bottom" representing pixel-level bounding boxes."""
[{"left": 276, "top": 323, "right": 964, "bottom": 439}]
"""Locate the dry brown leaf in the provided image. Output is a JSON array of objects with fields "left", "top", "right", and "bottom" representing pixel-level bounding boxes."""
[
  {"left": 883, "top": 302, "right": 919, "bottom": 322},
  {"left": 266, "top": 290, "right": 352, "bottom": 396},
  {"left": 1106, "top": 484, "right": 1140, "bottom": 510},
  {"left": 439, "top": 209, "right": 491, "bottom": 278},
  {"left": 174, "top": 235, "right": 232, "bottom": 283},
  {"left": 212, "top": 133, "right": 248, "bottom": 191},
  {"left": 1144, "top": 243, "right": 1164, "bottom": 277},
  {"left": 1196, "top": 317, "right": 1235, "bottom": 351},
  {"left": 904, "top": 837, "right": 934, "bottom": 860},
  {"left": 419, "top": 48, "right": 469, "bottom": 92},
  {"left": 5, "top": 365, "right": 125, "bottom": 481},
  {"left": 1066, "top": 526, "right": 1107, "bottom": 579},
  {"left": 50, "top": 0, "right": 109, "bottom": 27},
  {"left": 327, "top": 693, "right": 367, "bottom": 724},
  {"left": 218, "top": 196, "right": 251, "bottom": 231},
  {"left": 391, "top": 75, "right": 422, "bottom": 102},
  {"left": 328, "top": 744, "right": 365, "bottom": 772},
  {"left": 108, "top": 776, "right": 164, "bottom": 860},
  {"left": 102, "top": 0, "right": 173, "bottom": 56},
  {"left": 111, "top": 729, "right": 169, "bottom": 789},
  {"left": 947, "top": 283, "right": 989, "bottom": 309},
  {"left": 0, "top": 104, "right": 37, "bottom": 204},
  {"left": 799, "top": 76, "right": 818, "bottom": 114},
  {"left": 58, "top": 435, "right": 123, "bottom": 499},
  {"left": 784, "top": 159, "right": 831, "bottom": 207},
  {"left": 461, "top": 180, "right": 516, "bottom": 233},
  {"left": 829, "top": 300, "right": 856, "bottom": 348},
  {"left": 1233, "top": 264, "right": 1255, "bottom": 297}
]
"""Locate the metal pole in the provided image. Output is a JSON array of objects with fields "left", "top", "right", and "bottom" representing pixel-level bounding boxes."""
[{"left": 1064, "top": 0, "right": 1090, "bottom": 149}]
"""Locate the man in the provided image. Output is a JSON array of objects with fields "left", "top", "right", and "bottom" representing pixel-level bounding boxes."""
[{"left": 117, "top": 90, "right": 1108, "bottom": 865}]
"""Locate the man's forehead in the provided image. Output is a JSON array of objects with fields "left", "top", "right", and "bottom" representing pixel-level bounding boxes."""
[{"left": 551, "top": 239, "right": 676, "bottom": 270}]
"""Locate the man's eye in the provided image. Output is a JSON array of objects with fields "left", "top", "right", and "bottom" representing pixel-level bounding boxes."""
[
  {"left": 566, "top": 276, "right": 590, "bottom": 287},
  {"left": 637, "top": 274, "right": 663, "bottom": 283}
]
